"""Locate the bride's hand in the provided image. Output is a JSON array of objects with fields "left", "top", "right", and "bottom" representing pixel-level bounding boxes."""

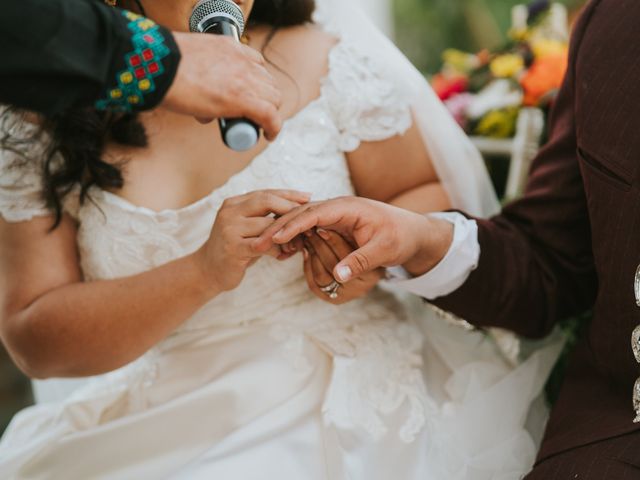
[
  {"left": 196, "top": 190, "right": 310, "bottom": 293},
  {"left": 301, "top": 229, "right": 383, "bottom": 305}
]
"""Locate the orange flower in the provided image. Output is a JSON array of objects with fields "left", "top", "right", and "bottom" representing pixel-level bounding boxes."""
[
  {"left": 520, "top": 52, "right": 568, "bottom": 106},
  {"left": 476, "top": 49, "right": 491, "bottom": 66}
]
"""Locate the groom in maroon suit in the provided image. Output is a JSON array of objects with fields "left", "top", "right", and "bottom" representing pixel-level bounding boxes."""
[{"left": 260, "top": 0, "right": 640, "bottom": 476}]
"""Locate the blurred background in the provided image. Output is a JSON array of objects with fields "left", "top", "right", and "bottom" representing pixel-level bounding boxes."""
[
  {"left": 0, "top": 0, "right": 589, "bottom": 434},
  {"left": 394, "top": 0, "right": 585, "bottom": 74}
]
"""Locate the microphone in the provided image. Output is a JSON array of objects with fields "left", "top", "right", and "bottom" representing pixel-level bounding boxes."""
[{"left": 189, "top": 0, "right": 260, "bottom": 152}]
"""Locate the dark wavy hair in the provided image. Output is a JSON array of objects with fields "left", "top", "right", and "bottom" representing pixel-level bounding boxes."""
[{"left": 1, "top": 0, "right": 315, "bottom": 227}]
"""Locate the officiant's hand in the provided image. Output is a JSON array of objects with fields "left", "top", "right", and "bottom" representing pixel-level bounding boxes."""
[
  {"left": 195, "top": 190, "right": 310, "bottom": 294},
  {"left": 255, "top": 196, "right": 453, "bottom": 283},
  {"left": 164, "top": 34, "right": 283, "bottom": 140},
  {"left": 299, "top": 229, "right": 383, "bottom": 305}
]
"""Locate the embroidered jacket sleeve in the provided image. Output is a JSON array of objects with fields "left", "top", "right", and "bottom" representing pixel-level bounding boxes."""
[{"left": 0, "top": 0, "right": 181, "bottom": 116}]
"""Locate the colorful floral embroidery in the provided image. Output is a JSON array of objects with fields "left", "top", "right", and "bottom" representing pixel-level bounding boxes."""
[{"left": 95, "top": 11, "right": 171, "bottom": 112}]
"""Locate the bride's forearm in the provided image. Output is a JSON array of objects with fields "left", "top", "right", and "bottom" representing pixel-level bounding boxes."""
[
  {"left": 3, "top": 251, "right": 221, "bottom": 379},
  {"left": 389, "top": 182, "right": 451, "bottom": 214}
]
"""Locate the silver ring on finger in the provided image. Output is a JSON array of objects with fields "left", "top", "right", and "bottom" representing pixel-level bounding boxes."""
[{"left": 319, "top": 280, "right": 341, "bottom": 300}]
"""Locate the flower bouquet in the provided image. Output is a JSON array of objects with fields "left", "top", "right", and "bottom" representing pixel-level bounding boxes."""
[{"left": 432, "top": 1, "right": 569, "bottom": 139}]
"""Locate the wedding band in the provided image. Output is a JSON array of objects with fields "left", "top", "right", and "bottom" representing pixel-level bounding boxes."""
[{"left": 319, "top": 280, "right": 340, "bottom": 299}]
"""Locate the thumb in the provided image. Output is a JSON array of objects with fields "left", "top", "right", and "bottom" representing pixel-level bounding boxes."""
[{"left": 333, "top": 242, "right": 380, "bottom": 283}]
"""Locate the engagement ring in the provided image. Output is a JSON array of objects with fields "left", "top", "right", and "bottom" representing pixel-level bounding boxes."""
[{"left": 319, "top": 280, "right": 341, "bottom": 300}]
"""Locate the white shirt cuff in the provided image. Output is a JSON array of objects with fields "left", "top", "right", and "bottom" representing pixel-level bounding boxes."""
[{"left": 383, "top": 212, "right": 479, "bottom": 300}]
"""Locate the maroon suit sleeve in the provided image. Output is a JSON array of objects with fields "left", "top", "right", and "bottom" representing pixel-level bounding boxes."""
[{"left": 432, "top": 6, "right": 599, "bottom": 338}]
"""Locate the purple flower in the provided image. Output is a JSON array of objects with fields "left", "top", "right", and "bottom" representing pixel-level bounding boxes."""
[{"left": 527, "top": 0, "right": 550, "bottom": 24}]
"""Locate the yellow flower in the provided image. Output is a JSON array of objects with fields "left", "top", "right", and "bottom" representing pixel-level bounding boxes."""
[
  {"left": 531, "top": 39, "right": 568, "bottom": 59},
  {"left": 474, "top": 108, "right": 519, "bottom": 138},
  {"left": 442, "top": 49, "right": 479, "bottom": 74},
  {"left": 508, "top": 27, "right": 529, "bottom": 42},
  {"left": 490, "top": 54, "right": 525, "bottom": 78}
]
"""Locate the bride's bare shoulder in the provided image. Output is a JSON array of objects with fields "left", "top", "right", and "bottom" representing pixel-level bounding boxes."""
[
  {"left": 249, "top": 24, "right": 338, "bottom": 108},
  {"left": 267, "top": 23, "right": 337, "bottom": 57}
]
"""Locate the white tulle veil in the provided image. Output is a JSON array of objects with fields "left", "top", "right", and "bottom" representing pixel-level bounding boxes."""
[{"left": 313, "top": 0, "right": 500, "bottom": 218}]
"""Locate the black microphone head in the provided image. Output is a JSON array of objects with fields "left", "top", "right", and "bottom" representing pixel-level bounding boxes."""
[{"left": 189, "top": 0, "right": 246, "bottom": 35}]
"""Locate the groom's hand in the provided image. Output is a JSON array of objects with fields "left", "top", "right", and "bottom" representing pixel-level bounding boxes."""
[{"left": 254, "top": 197, "right": 454, "bottom": 283}]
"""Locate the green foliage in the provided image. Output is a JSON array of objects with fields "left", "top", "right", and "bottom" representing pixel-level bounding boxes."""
[{"left": 393, "top": 0, "right": 576, "bottom": 74}]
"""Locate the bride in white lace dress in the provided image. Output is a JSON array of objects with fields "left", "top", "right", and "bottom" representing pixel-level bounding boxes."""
[{"left": 0, "top": 1, "right": 562, "bottom": 478}]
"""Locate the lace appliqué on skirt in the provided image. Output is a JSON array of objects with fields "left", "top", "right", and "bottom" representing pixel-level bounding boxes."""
[{"left": 270, "top": 293, "right": 437, "bottom": 443}]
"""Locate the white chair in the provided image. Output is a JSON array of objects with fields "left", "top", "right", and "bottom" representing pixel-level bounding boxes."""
[{"left": 471, "top": 107, "right": 545, "bottom": 199}]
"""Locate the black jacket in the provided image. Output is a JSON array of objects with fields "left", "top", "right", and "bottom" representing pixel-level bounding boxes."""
[{"left": 0, "top": 0, "right": 180, "bottom": 115}]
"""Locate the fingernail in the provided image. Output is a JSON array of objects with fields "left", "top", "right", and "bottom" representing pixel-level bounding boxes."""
[
  {"left": 273, "top": 230, "right": 285, "bottom": 241},
  {"left": 303, "top": 248, "right": 309, "bottom": 260},
  {"left": 336, "top": 265, "right": 352, "bottom": 282},
  {"left": 316, "top": 228, "right": 330, "bottom": 240}
]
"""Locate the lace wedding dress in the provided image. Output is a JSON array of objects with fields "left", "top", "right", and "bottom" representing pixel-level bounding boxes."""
[{"left": 0, "top": 22, "right": 562, "bottom": 480}]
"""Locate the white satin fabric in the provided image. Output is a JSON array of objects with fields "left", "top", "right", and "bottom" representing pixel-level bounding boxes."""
[{"left": 0, "top": 12, "right": 562, "bottom": 479}]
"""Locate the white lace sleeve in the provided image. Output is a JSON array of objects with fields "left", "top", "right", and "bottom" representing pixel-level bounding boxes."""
[
  {"left": 322, "top": 40, "right": 413, "bottom": 152},
  {"left": 0, "top": 121, "right": 51, "bottom": 222}
]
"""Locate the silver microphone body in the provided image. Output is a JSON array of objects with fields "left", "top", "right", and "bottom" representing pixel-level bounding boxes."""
[{"left": 190, "top": 0, "right": 259, "bottom": 152}]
